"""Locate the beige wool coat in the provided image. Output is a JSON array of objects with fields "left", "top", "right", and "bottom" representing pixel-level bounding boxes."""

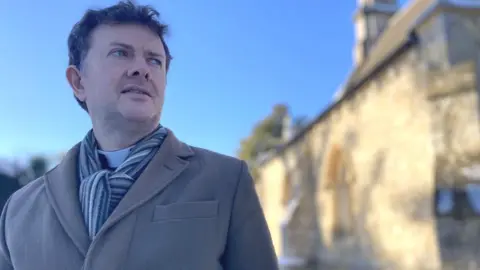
[{"left": 0, "top": 130, "right": 278, "bottom": 270}]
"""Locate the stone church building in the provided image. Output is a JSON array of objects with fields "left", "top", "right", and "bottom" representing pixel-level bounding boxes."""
[{"left": 255, "top": 0, "right": 480, "bottom": 269}]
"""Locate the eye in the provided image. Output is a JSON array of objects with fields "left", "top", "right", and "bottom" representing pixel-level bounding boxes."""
[
  {"left": 110, "top": 49, "right": 128, "bottom": 57},
  {"left": 148, "top": 58, "right": 163, "bottom": 67}
]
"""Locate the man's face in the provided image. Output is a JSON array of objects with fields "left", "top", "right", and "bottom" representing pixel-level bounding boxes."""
[{"left": 68, "top": 24, "right": 167, "bottom": 125}]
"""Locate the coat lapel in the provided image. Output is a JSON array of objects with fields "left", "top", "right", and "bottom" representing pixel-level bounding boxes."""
[
  {"left": 44, "top": 144, "right": 90, "bottom": 257},
  {"left": 97, "top": 129, "right": 194, "bottom": 237}
]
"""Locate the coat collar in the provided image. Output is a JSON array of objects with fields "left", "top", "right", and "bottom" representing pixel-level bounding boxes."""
[{"left": 44, "top": 129, "right": 194, "bottom": 257}]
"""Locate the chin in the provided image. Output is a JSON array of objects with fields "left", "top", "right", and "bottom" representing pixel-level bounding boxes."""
[
  {"left": 123, "top": 115, "right": 154, "bottom": 123},
  {"left": 120, "top": 108, "right": 157, "bottom": 123}
]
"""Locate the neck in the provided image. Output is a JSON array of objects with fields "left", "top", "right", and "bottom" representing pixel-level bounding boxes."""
[{"left": 92, "top": 120, "right": 159, "bottom": 151}]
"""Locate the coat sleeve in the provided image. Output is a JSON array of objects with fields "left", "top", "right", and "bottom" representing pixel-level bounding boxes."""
[
  {"left": 221, "top": 161, "right": 279, "bottom": 270},
  {"left": 0, "top": 197, "right": 13, "bottom": 270}
]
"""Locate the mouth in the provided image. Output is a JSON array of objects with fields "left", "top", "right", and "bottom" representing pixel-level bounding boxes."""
[{"left": 121, "top": 86, "right": 152, "bottom": 97}]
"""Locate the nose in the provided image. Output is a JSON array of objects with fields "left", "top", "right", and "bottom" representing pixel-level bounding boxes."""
[{"left": 126, "top": 59, "right": 150, "bottom": 81}]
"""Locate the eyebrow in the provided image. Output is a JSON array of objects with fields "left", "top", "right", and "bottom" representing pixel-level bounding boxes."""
[{"left": 109, "top": 41, "right": 165, "bottom": 59}]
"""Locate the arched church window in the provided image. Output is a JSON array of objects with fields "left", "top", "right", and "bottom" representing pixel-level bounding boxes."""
[{"left": 325, "top": 144, "right": 355, "bottom": 241}]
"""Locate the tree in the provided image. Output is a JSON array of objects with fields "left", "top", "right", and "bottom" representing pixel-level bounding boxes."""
[
  {"left": 16, "top": 156, "right": 49, "bottom": 186},
  {"left": 237, "top": 104, "right": 309, "bottom": 181},
  {"left": 29, "top": 156, "right": 48, "bottom": 179},
  {"left": 237, "top": 105, "right": 287, "bottom": 159},
  {"left": 292, "top": 115, "right": 309, "bottom": 134}
]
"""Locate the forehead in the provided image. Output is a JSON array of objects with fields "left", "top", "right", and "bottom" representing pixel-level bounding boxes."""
[{"left": 89, "top": 24, "right": 165, "bottom": 53}]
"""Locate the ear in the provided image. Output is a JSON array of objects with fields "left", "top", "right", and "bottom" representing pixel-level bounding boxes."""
[{"left": 66, "top": 65, "right": 86, "bottom": 101}]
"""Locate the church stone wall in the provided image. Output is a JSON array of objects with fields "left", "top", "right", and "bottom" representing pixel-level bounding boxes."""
[
  {"left": 256, "top": 7, "right": 480, "bottom": 270},
  {"left": 313, "top": 48, "right": 440, "bottom": 269}
]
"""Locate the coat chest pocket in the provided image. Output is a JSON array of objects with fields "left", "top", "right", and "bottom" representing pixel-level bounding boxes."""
[
  {"left": 125, "top": 201, "right": 220, "bottom": 269},
  {"left": 152, "top": 200, "right": 219, "bottom": 222}
]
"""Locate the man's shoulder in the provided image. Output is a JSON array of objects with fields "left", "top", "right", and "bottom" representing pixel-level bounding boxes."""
[
  {"left": 185, "top": 145, "right": 251, "bottom": 183},
  {"left": 7, "top": 172, "right": 49, "bottom": 213},
  {"left": 185, "top": 145, "right": 254, "bottom": 201},
  {"left": 189, "top": 145, "right": 244, "bottom": 170}
]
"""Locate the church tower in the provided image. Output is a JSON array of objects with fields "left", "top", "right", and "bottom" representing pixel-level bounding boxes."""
[{"left": 353, "top": 0, "right": 398, "bottom": 65}]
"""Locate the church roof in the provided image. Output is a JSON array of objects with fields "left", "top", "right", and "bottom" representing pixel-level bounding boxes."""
[
  {"left": 340, "top": 0, "right": 480, "bottom": 98},
  {"left": 344, "top": 0, "right": 434, "bottom": 92},
  {"left": 259, "top": 0, "right": 480, "bottom": 166}
]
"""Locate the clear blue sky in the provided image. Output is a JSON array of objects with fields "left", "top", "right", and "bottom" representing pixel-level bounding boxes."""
[{"left": 0, "top": 0, "right": 407, "bottom": 159}]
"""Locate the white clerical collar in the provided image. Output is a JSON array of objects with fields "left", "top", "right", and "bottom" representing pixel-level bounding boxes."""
[{"left": 97, "top": 146, "right": 133, "bottom": 169}]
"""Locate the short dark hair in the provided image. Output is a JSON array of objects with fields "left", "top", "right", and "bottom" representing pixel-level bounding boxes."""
[{"left": 67, "top": 0, "right": 172, "bottom": 111}]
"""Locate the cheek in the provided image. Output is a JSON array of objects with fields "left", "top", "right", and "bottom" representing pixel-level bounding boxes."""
[
  {"left": 155, "top": 84, "right": 166, "bottom": 103},
  {"left": 105, "top": 67, "right": 124, "bottom": 88},
  {"left": 84, "top": 82, "right": 115, "bottom": 104},
  {"left": 92, "top": 69, "right": 124, "bottom": 98},
  {"left": 153, "top": 72, "right": 167, "bottom": 94}
]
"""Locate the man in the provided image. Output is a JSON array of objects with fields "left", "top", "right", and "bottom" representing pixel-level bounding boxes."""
[{"left": 0, "top": 1, "right": 278, "bottom": 269}]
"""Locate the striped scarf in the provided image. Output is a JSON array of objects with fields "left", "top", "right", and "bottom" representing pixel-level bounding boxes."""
[{"left": 78, "top": 126, "right": 167, "bottom": 239}]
